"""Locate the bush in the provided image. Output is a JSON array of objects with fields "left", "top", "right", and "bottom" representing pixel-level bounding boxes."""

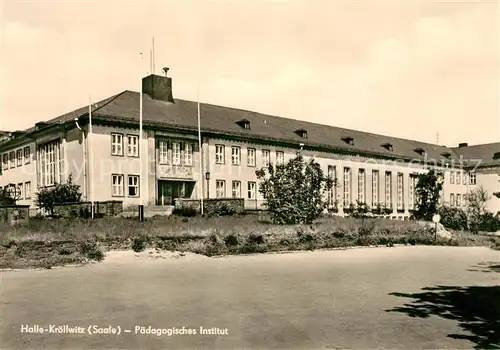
[
  {"left": 132, "top": 235, "right": 148, "bottom": 252},
  {"left": 224, "top": 234, "right": 239, "bottom": 247},
  {"left": 35, "top": 175, "right": 82, "bottom": 216},
  {"left": 77, "top": 241, "right": 104, "bottom": 261},
  {"left": 206, "top": 202, "right": 236, "bottom": 217},
  {"left": 0, "top": 186, "right": 16, "bottom": 206},
  {"left": 247, "top": 233, "right": 265, "bottom": 245},
  {"left": 172, "top": 207, "right": 198, "bottom": 217},
  {"left": 438, "top": 206, "right": 468, "bottom": 231},
  {"left": 478, "top": 212, "right": 500, "bottom": 232}
]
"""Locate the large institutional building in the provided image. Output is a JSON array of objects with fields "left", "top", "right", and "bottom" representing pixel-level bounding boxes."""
[{"left": 1, "top": 68, "right": 499, "bottom": 217}]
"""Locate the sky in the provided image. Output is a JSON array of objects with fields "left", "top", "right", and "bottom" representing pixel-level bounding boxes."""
[{"left": 0, "top": 0, "right": 499, "bottom": 147}]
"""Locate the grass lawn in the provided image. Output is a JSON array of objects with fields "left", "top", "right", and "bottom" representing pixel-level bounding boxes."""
[{"left": 0, "top": 213, "right": 498, "bottom": 269}]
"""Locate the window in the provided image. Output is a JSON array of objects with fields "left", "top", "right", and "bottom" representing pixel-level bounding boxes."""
[
  {"left": 159, "top": 140, "right": 169, "bottom": 164},
  {"left": 397, "top": 173, "right": 404, "bottom": 210},
  {"left": 343, "top": 167, "right": 351, "bottom": 206},
  {"left": 39, "top": 140, "right": 61, "bottom": 187},
  {"left": 456, "top": 172, "right": 461, "bottom": 185},
  {"left": 276, "top": 151, "right": 284, "bottom": 166},
  {"left": 17, "top": 183, "right": 23, "bottom": 199},
  {"left": 112, "top": 174, "right": 124, "bottom": 196},
  {"left": 216, "top": 180, "right": 225, "bottom": 198},
  {"left": 215, "top": 145, "right": 225, "bottom": 164},
  {"left": 184, "top": 143, "right": 193, "bottom": 166},
  {"left": 328, "top": 165, "right": 337, "bottom": 206},
  {"left": 24, "top": 182, "right": 31, "bottom": 199},
  {"left": 358, "top": 169, "right": 365, "bottom": 203},
  {"left": 450, "top": 171, "right": 455, "bottom": 184},
  {"left": 231, "top": 146, "right": 241, "bottom": 165},
  {"left": 385, "top": 172, "right": 392, "bottom": 208},
  {"left": 128, "top": 175, "right": 139, "bottom": 197},
  {"left": 9, "top": 151, "right": 15, "bottom": 168},
  {"left": 470, "top": 173, "right": 476, "bottom": 185},
  {"left": 111, "top": 134, "right": 123, "bottom": 156},
  {"left": 450, "top": 193, "right": 455, "bottom": 207},
  {"left": 172, "top": 142, "right": 181, "bottom": 165},
  {"left": 127, "top": 135, "right": 139, "bottom": 157},
  {"left": 372, "top": 170, "right": 379, "bottom": 207},
  {"left": 16, "top": 149, "right": 22, "bottom": 167},
  {"left": 247, "top": 181, "right": 256, "bottom": 199},
  {"left": 2, "top": 154, "right": 7, "bottom": 170},
  {"left": 409, "top": 175, "right": 417, "bottom": 210},
  {"left": 462, "top": 173, "right": 467, "bottom": 185},
  {"left": 247, "top": 148, "right": 256, "bottom": 166},
  {"left": 262, "top": 149, "right": 270, "bottom": 167},
  {"left": 232, "top": 181, "right": 241, "bottom": 198},
  {"left": 24, "top": 147, "right": 30, "bottom": 164},
  {"left": 456, "top": 194, "right": 461, "bottom": 207}
]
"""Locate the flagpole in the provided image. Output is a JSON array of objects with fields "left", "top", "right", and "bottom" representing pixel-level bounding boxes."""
[
  {"left": 138, "top": 52, "right": 144, "bottom": 222},
  {"left": 197, "top": 88, "right": 204, "bottom": 216},
  {"left": 89, "top": 96, "right": 94, "bottom": 219}
]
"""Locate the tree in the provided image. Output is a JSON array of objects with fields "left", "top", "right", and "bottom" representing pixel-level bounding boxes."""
[
  {"left": 0, "top": 185, "right": 16, "bottom": 206},
  {"left": 465, "top": 186, "right": 490, "bottom": 233},
  {"left": 255, "top": 154, "right": 332, "bottom": 224},
  {"left": 35, "top": 174, "right": 82, "bottom": 216},
  {"left": 414, "top": 169, "right": 443, "bottom": 221}
]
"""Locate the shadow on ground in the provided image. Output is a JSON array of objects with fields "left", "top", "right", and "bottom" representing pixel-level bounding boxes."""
[{"left": 387, "top": 262, "right": 500, "bottom": 349}]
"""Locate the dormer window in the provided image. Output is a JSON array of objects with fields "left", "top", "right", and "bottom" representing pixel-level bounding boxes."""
[
  {"left": 236, "top": 119, "right": 250, "bottom": 130},
  {"left": 341, "top": 136, "right": 354, "bottom": 146},
  {"left": 441, "top": 152, "right": 451, "bottom": 159},
  {"left": 381, "top": 143, "right": 393, "bottom": 152},
  {"left": 295, "top": 129, "right": 308, "bottom": 138},
  {"left": 493, "top": 152, "right": 500, "bottom": 160},
  {"left": 35, "top": 122, "right": 50, "bottom": 131},
  {"left": 414, "top": 147, "right": 426, "bottom": 156}
]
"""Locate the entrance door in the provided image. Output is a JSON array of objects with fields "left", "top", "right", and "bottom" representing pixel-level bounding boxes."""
[
  {"left": 157, "top": 181, "right": 195, "bottom": 205},
  {"left": 157, "top": 180, "right": 173, "bottom": 205}
]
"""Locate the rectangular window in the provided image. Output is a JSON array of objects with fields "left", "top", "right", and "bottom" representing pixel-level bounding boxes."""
[
  {"left": 358, "top": 169, "right": 365, "bottom": 203},
  {"left": 231, "top": 146, "right": 241, "bottom": 165},
  {"left": 216, "top": 180, "right": 225, "bottom": 198},
  {"left": 159, "top": 140, "right": 169, "bottom": 164},
  {"left": 247, "top": 181, "right": 256, "bottom": 199},
  {"left": 184, "top": 143, "right": 193, "bottom": 166},
  {"left": 24, "top": 182, "right": 31, "bottom": 199},
  {"left": 456, "top": 172, "right": 461, "bottom": 185},
  {"left": 172, "top": 142, "right": 181, "bottom": 165},
  {"left": 127, "top": 175, "right": 139, "bottom": 197},
  {"left": 385, "top": 172, "right": 392, "bottom": 208},
  {"left": 456, "top": 194, "right": 461, "bottom": 207},
  {"left": 450, "top": 171, "right": 455, "bottom": 184},
  {"left": 462, "top": 173, "right": 467, "bottom": 185},
  {"left": 112, "top": 174, "right": 124, "bottom": 197},
  {"left": 111, "top": 134, "right": 123, "bottom": 156},
  {"left": 2, "top": 154, "right": 7, "bottom": 170},
  {"left": 450, "top": 193, "right": 455, "bottom": 207},
  {"left": 16, "top": 149, "right": 22, "bottom": 167},
  {"left": 39, "top": 140, "right": 61, "bottom": 187},
  {"left": 470, "top": 173, "right": 476, "bottom": 185},
  {"left": 215, "top": 145, "right": 225, "bottom": 164},
  {"left": 276, "top": 151, "right": 284, "bottom": 166},
  {"left": 328, "top": 165, "right": 336, "bottom": 206},
  {"left": 127, "top": 135, "right": 139, "bottom": 157},
  {"left": 372, "top": 170, "right": 379, "bottom": 207},
  {"left": 24, "top": 146, "right": 30, "bottom": 164},
  {"left": 343, "top": 167, "right": 351, "bottom": 206},
  {"left": 17, "top": 183, "right": 23, "bottom": 199},
  {"left": 397, "top": 173, "right": 404, "bottom": 210},
  {"left": 9, "top": 151, "right": 15, "bottom": 168},
  {"left": 247, "top": 148, "right": 256, "bottom": 167},
  {"left": 262, "top": 149, "right": 270, "bottom": 167},
  {"left": 409, "top": 175, "right": 418, "bottom": 210},
  {"left": 232, "top": 181, "right": 241, "bottom": 198}
]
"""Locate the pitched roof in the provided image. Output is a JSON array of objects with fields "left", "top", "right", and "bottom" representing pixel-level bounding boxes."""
[
  {"left": 452, "top": 142, "right": 500, "bottom": 168},
  {"left": 3, "top": 88, "right": 498, "bottom": 168}
]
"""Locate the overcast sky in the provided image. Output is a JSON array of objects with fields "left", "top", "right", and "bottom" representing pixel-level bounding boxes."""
[{"left": 0, "top": 0, "right": 498, "bottom": 147}]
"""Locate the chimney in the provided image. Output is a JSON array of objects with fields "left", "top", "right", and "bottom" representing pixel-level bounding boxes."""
[
  {"left": 142, "top": 66, "right": 174, "bottom": 103},
  {"left": 458, "top": 142, "right": 468, "bottom": 148}
]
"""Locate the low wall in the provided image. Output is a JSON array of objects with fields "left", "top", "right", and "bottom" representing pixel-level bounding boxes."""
[
  {"left": 53, "top": 201, "right": 123, "bottom": 218},
  {"left": 175, "top": 198, "right": 245, "bottom": 214},
  {"left": 0, "top": 205, "right": 30, "bottom": 225}
]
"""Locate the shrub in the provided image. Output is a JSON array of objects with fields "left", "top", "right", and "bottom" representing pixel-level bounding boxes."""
[
  {"left": 224, "top": 234, "right": 239, "bottom": 247},
  {"left": 478, "top": 212, "right": 500, "bottom": 232},
  {"left": 438, "top": 206, "right": 468, "bottom": 231},
  {"left": 0, "top": 186, "right": 16, "bottom": 206},
  {"left": 132, "top": 235, "right": 148, "bottom": 252},
  {"left": 35, "top": 175, "right": 82, "bottom": 216},
  {"left": 172, "top": 207, "right": 197, "bottom": 217},
  {"left": 206, "top": 202, "right": 236, "bottom": 217},
  {"left": 351, "top": 201, "right": 370, "bottom": 218},
  {"left": 256, "top": 154, "right": 333, "bottom": 224},
  {"left": 77, "top": 241, "right": 104, "bottom": 261},
  {"left": 247, "top": 233, "right": 265, "bottom": 245}
]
